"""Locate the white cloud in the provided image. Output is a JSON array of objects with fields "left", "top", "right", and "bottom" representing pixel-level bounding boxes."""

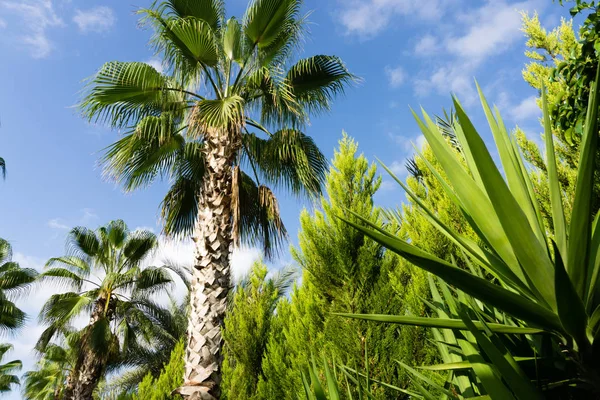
[
  {"left": 1, "top": 0, "right": 64, "bottom": 58},
  {"left": 388, "top": 160, "right": 405, "bottom": 175},
  {"left": 0, "top": 18, "right": 6, "bottom": 28},
  {"left": 145, "top": 58, "right": 164, "bottom": 74},
  {"left": 414, "top": 64, "right": 477, "bottom": 105},
  {"left": 47, "top": 208, "right": 98, "bottom": 231},
  {"left": 509, "top": 95, "right": 540, "bottom": 121},
  {"left": 445, "top": 1, "right": 533, "bottom": 63},
  {"left": 414, "top": 34, "right": 439, "bottom": 56},
  {"left": 73, "top": 6, "right": 115, "bottom": 34},
  {"left": 47, "top": 218, "right": 69, "bottom": 230},
  {"left": 385, "top": 65, "right": 406, "bottom": 88},
  {"left": 337, "top": 0, "right": 446, "bottom": 37}
]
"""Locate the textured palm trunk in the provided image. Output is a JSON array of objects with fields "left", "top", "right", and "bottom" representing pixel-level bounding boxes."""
[
  {"left": 66, "top": 297, "right": 111, "bottom": 400},
  {"left": 178, "top": 127, "right": 240, "bottom": 400},
  {"left": 61, "top": 374, "right": 75, "bottom": 400}
]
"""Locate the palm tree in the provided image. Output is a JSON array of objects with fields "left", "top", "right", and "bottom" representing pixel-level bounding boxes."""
[
  {"left": 109, "top": 294, "right": 189, "bottom": 393},
  {"left": 0, "top": 238, "right": 37, "bottom": 333},
  {"left": 37, "top": 220, "right": 174, "bottom": 400},
  {"left": 80, "top": 1, "right": 355, "bottom": 397},
  {"left": 23, "top": 330, "right": 78, "bottom": 400},
  {"left": 0, "top": 344, "right": 21, "bottom": 394}
]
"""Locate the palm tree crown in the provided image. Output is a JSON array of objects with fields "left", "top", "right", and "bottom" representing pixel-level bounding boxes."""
[
  {"left": 0, "top": 238, "right": 37, "bottom": 333},
  {"left": 80, "top": 0, "right": 355, "bottom": 257},
  {"left": 0, "top": 344, "right": 21, "bottom": 394},
  {"left": 37, "top": 220, "right": 174, "bottom": 399}
]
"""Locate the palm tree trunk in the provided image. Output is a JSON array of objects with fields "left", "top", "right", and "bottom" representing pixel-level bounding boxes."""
[
  {"left": 178, "top": 128, "right": 240, "bottom": 400},
  {"left": 67, "top": 297, "right": 110, "bottom": 400}
]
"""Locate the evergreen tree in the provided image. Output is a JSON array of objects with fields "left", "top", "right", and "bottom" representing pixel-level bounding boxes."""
[
  {"left": 221, "top": 262, "right": 294, "bottom": 399},
  {"left": 134, "top": 339, "right": 185, "bottom": 400},
  {"left": 256, "top": 135, "right": 435, "bottom": 399},
  {"left": 519, "top": 12, "right": 600, "bottom": 221}
]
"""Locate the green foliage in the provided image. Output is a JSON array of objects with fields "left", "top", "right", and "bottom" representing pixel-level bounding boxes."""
[
  {"left": 79, "top": 0, "right": 356, "bottom": 258},
  {"left": 36, "top": 220, "right": 177, "bottom": 396},
  {"left": 23, "top": 332, "right": 77, "bottom": 400},
  {"left": 0, "top": 344, "right": 21, "bottom": 394},
  {"left": 221, "top": 261, "right": 295, "bottom": 399},
  {"left": 250, "top": 135, "right": 435, "bottom": 399},
  {"left": 133, "top": 339, "right": 185, "bottom": 400},
  {"left": 343, "top": 67, "right": 600, "bottom": 397},
  {"left": 520, "top": 10, "right": 600, "bottom": 219},
  {"left": 0, "top": 238, "right": 37, "bottom": 333}
]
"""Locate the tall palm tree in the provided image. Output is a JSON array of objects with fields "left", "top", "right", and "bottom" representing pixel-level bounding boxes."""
[
  {"left": 37, "top": 220, "right": 174, "bottom": 400},
  {"left": 0, "top": 238, "right": 37, "bottom": 333},
  {"left": 0, "top": 344, "right": 21, "bottom": 394},
  {"left": 80, "top": 1, "right": 354, "bottom": 397}
]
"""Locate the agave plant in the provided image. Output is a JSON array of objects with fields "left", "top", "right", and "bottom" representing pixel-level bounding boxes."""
[{"left": 340, "top": 65, "right": 600, "bottom": 397}]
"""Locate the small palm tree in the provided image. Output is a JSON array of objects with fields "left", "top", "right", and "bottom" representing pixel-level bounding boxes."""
[
  {"left": 0, "top": 344, "right": 21, "bottom": 394},
  {"left": 23, "top": 331, "right": 78, "bottom": 400},
  {"left": 37, "top": 220, "right": 174, "bottom": 400},
  {"left": 109, "top": 294, "right": 189, "bottom": 393},
  {"left": 0, "top": 238, "right": 37, "bottom": 333},
  {"left": 80, "top": 1, "right": 355, "bottom": 397}
]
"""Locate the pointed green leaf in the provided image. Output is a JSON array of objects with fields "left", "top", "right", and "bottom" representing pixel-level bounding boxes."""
[{"left": 568, "top": 63, "right": 600, "bottom": 295}]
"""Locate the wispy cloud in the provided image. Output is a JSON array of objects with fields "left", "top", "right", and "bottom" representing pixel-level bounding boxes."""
[
  {"left": 385, "top": 65, "right": 406, "bottom": 88},
  {"left": 47, "top": 218, "right": 69, "bottom": 230},
  {"left": 145, "top": 57, "right": 164, "bottom": 74},
  {"left": 509, "top": 95, "right": 540, "bottom": 121},
  {"left": 73, "top": 6, "right": 115, "bottom": 34},
  {"left": 336, "top": 0, "right": 447, "bottom": 37},
  {"left": 1, "top": 0, "right": 64, "bottom": 58},
  {"left": 47, "top": 208, "right": 99, "bottom": 231},
  {"left": 414, "top": 34, "right": 439, "bottom": 56}
]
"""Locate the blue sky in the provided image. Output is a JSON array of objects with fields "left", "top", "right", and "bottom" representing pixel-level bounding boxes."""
[{"left": 0, "top": 0, "right": 571, "bottom": 396}]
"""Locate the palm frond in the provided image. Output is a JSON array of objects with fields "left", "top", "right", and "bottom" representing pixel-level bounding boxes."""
[
  {"left": 285, "top": 55, "right": 357, "bottom": 115},
  {"left": 160, "top": 175, "right": 200, "bottom": 237},
  {"left": 244, "top": 0, "right": 301, "bottom": 49},
  {"left": 38, "top": 268, "right": 85, "bottom": 291},
  {"left": 132, "top": 267, "right": 173, "bottom": 295},
  {"left": 123, "top": 230, "right": 158, "bottom": 267},
  {"left": 190, "top": 95, "right": 245, "bottom": 130},
  {"left": 161, "top": 0, "right": 225, "bottom": 30},
  {"left": 80, "top": 61, "right": 186, "bottom": 129},
  {"left": 243, "top": 129, "right": 327, "bottom": 195},
  {"left": 0, "top": 157, "right": 5, "bottom": 179},
  {"left": 38, "top": 292, "right": 94, "bottom": 327},
  {"left": 102, "top": 113, "right": 185, "bottom": 191},
  {"left": 66, "top": 227, "right": 100, "bottom": 260},
  {"left": 236, "top": 172, "right": 287, "bottom": 259},
  {"left": 45, "top": 256, "right": 90, "bottom": 276},
  {"left": 0, "top": 297, "right": 26, "bottom": 332}
]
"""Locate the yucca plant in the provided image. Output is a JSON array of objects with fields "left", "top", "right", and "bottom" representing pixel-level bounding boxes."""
[
  {"left": 37, "top": 220, "right": 174, "bottom": 400},
  {"left": 340, "top": 64, "right": 600, "bottom": 398},
  {"left": 80, "top": 1, "right": 355, "bottom": 397}
]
